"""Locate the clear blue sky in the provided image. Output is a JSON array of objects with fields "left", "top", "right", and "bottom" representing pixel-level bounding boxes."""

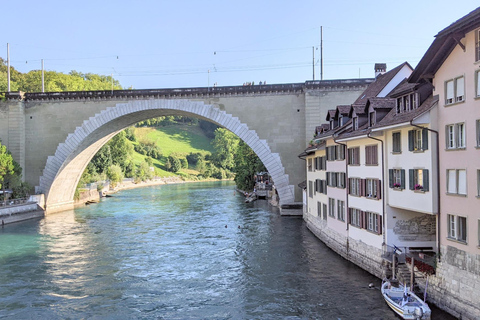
[{"left": 1, "top": 1, "right": 479, "bottom": 90}]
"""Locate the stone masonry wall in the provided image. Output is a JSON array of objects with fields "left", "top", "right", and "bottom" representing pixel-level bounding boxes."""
[
  {"left": 418, "top": 245, "right": 480, "bottom": 320},
  {"left": 304, "top": 214, "right": 384, "bottom": 279}
]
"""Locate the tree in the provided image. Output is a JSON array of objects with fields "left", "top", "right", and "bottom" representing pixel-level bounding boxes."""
[
  {"left": 107, "top": 164, "right": 124, "bottom": 188},
  {"left": 234, "top": 141, "right": 265, "bottom": 191},
  {"left": 0, "top": 142, "right": 14, "bottom": 202},
  {"left": 166, "top": 155, "right": 181, "bottom": 172},
  {"left": 211, "top": 128, "right": 239, "bottom": 171},
  {"left": 90, "top": 144, "right": 112, "bottom": 174}
]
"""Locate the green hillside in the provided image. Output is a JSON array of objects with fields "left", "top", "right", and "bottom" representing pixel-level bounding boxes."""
[{"left": 131, "top": 124, "right": 214, "bottom": 177}]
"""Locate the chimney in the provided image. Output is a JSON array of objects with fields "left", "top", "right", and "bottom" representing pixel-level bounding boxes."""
[{"left": 374, "top": 63, "right": 387, "bottom": 78}]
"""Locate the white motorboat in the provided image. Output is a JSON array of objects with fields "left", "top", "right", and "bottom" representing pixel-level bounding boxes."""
[{"left": 381, "top": 280, "right": 431, "bottom": 320}]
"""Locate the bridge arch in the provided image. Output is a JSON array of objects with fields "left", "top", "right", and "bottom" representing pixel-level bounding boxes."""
[{"left": 39, "top": 99, "right": 294, "bottom": 213}]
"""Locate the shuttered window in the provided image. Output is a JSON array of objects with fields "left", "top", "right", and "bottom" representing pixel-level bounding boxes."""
[
  {"left": 348, "top": 147, "right": 360, "bottom": 165},
  {"left": 392, "top": 132, "right": 401, "bottom": 153},
  {"left": 365, "top": 145, "right": 378, "bottom": 165}
]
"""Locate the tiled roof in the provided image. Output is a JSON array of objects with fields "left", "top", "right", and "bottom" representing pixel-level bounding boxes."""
[
  {"left": 353, "top": 62, "right": 412, "bottom": 105},
  {"left": 326, "top": 109, "right": 336, "bottom": 121},
  {"left": 367, "top": 97, "right": 396, "bottom": 110},
  {"left": 336, "top": 105, "right": 351, "bottom": 115},
  {"left": 372, "top": 95, "right": 439, "bottom": 129},
  {"left": 387, "top": 80, "right": 418, "bottom": 98},
  {"left": 349, "top": 105, "right": 366, "bottom": 117},
  {"left": 410, "top": 7, "right": 480, "bottom": 82},
  {"left": 336, "top": 122, "right": 370, "bottom": 140}
]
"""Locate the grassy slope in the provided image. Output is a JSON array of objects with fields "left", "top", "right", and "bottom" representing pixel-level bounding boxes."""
[{"left": 131, "top": 124, "right": 214, "bottom": 177}]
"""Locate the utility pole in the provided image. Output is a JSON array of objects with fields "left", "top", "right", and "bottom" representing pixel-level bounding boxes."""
[
  {"left": 312, "top": 46, "right": 315, "bottom": 81},
  {"left": 320, "top": 26, "right": 323, "bottom": 81},
  {"left": 41, "top": 59, "right": 45, "bottom": 92},
  {"left": 7, "top": 43, "right": 10, "bottom": 92}
]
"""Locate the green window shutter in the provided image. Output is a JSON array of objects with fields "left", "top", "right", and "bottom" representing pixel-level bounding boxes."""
[
  {"left": 409, "top": 169, "right": 414, "bottom": 190},
  {"left": 422, "top": 128, "right": 429, "bottom": 150},
  {"left": 408, "top": 130, "right": 414, "bottom": 151},
  {"left": 423, "top": 169, "right": 429, "bottom": 191},
  {"left": 401, "top": 169, "right": 406, "bottom": 189},
  {"left": 389, "top": 169, "right": 394, "bottom": 188}
]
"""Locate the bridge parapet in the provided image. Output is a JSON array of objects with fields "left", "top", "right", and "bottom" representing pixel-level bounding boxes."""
[{"left": 2, "top": 79, "right": 373, "bottom": 102}]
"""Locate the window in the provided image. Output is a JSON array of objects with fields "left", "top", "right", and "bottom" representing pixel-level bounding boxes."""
[
  {"left": 337, "top": 200, "right": 345, "bottom": 222},
  {"left": 369, "top": 111, "right": 376, "bottom": 127},
  {"left": 327, "top": 172, "right": 337, "bottom": 187},
  {"left": 476, "top": 29, "right": 480, "bottom": 62},
  {"left": 337, "top": 172, "right": 346, "bottom": 189},
  {"left": 365, "top": 145, "right": 378, "bottom": 165},
  {"left": 322, "top": 203, "right": 327, "bottom": 220},
  {"left": 445, "top": 123, "right": 466, "bottom": 149},
  {"left": 349, "top": 208, "right": 362, "bottom": 228},
  {"left": 349, "top": 178, "right": 363, "bottom": 196},
  {"left": 327, "top": 146, "right": 337, "bottom": 161},
  {"left": 336, "top": 145, "right": 345, "bottom": 160},
  {"left": 478, "top": 170, "right": 480, "bottom": 197},
  {"left": 445, "top": 77, "right": 465, "bottom": 105},
  {"left": 367, "top": 212, "right": 380, "bottom": 234},
  {"left": 447, "top": 169, "right": 467, "bottom": 195},
  {"left": 315, "top": 179, "right": 327, "bottom": 195},
  {"left": 308, "top": 158, "right": 313, "bottom": 172},
  {"left": 353, "top": 117, "right": 358, "bottom": 130},
  {"left": 339, "top": 115, "right": 344, "bottom": 126},
  {"left": 308, "top": 181, "right": 313, "bottom": 198},
  {"left": 328, "top": 198, "right": 335, "bottom": 218},
  {"left": 314, "top": 156, "right": 327, "bottom": 171},
  {"left": 412, "top": 93, "right": 418, "bottom": 109},
  {"left": 409, "top": 169, "right": 429, "bottom": 192},
  {"left": 408, "top": 128, "right": 428, "bottom": 151},
  {"left": 478, "top": 220, "right": 480, "bottom": 247},
  {"left": 348, "top": 147, "right": 360, "bottom": 165},
  {"left": 396, "top": 98, "right": 403, "bottom": 113},
  {"left": 392, "top": 132, "right": 401, "bottom": 153},
  {"left": 389, "top": 169, "right": 405, "bottom": 189},
  {"left": 447, "top": 214, "right": 467, "bottom": 243},
  {"left": 330, "top": 119, "right": 334, "bottom": 130},
  {"left": 476, "top": 70, "right": 480, "bottom": 98},
  {"left": 366, "top": 178, "right": 381, "bottom": 199},
  {"left": 476, "top": 120, "right": 480, "bottom": 147},
  {"left": 317, "top": 202, "right": 322, "bottom": 218}
]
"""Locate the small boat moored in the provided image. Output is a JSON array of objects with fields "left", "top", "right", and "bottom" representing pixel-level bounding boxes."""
[{"left": 381, "top": 280, "right": 431, "bottom": 320}]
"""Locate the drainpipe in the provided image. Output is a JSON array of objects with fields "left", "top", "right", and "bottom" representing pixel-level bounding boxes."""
[
  {"left": 367, "top": 132, "right": 386, "bottom": 248},
  {"left": 410, "top": 121, "right": 440, "bottom": 261}
]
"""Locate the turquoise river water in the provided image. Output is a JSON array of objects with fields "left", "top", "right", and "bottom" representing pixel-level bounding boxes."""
[{"left": 0, "top": 181, "right": 454, "bottom": 319}]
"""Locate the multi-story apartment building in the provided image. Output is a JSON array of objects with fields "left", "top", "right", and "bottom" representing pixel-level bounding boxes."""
[{"left": 408, "top": 7, "right": 480, "bottom": 318}]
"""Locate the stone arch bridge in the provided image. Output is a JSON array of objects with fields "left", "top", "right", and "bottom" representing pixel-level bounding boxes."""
[{"left": 0, "top": 80, "right": 371, "bottom": 213}]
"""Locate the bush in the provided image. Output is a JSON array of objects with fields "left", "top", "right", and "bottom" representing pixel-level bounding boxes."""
[
  {"left": 107, "top": 164, "right": 124, "bottom": 188},
  {"left": 166, "top": 155, "right": 182, "bottom": 172}
]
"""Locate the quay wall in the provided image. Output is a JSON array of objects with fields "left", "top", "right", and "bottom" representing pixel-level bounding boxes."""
[{"left": 305, "top": 212, "right": 480, "bottom": 320}]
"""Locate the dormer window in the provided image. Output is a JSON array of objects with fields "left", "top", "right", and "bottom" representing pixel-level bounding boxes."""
[
  {"left": 369, "top": 111, "right": 376, "bottom": 127},
  {"left": 405, "top": 96, "right": 410, "bottom": 111},
  {"left": 339, "top": 115, "right": 343, "bottom": 126},
  {"left": 412, "top": 93, "right": 418, "bottom": 109},
  {"left": 353, "top": 117, "right": 358, "bottom": 130},
  {"left": 397, "top": 98, "right": 403, "bottom": 114},
  {"left": 330, "top": 119, "right": 334, "bottom": 130}
]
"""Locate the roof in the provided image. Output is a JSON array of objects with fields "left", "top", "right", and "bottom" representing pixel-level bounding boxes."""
[
  {"left": 315, "top": 124, "right": 330, "bottom": 135},
  {"left": 349, "top": 105, "right": 366, "bottom": 117},
  {"left": 371, "top": 95, "right": 439, "bottom": 129},
  {"left": 326, "top": 109, "right": 336, "bottom": 121},
  {"left": 336, "top": 105, "right": 351, "bottom": 116},
  {"left": 366, "top": 97, "right": 396, "bottom": 111},
  {"left": 353, "top": 62, "right": 412, "bottom": 106},
  {"left": 410, "top": 7, "right": 480, "bottom": 82},
  {"left": 387, "top": 80, "right": 419, "bottom": 98},
  {"left": 298, "top": 180, "right": 307, "bottom": 190}
]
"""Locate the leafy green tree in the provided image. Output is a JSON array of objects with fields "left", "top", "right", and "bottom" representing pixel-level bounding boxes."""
[
  {"left": 107, "top": 164, "right": 124, "bottom": 188},
  {"left": 234, "top": 141, "right": 265, "bottom": 191},
  {"left": 0, "top": 142, "right": 14, "bottom": 202},
  {"left": 109, "top": 131, "right": 133, "bottom": 171},
  {"left": 166, "top": 155, "right": 181, "bottom": 172},
  {"left": 135, "top": 161, "right": 153, "bottom": 182},
  {"left": 91, "top": 144, "right": 112, "bottom": 174},
  {"left": 212, "top": 128, "right": 239, "bottom": 170}
]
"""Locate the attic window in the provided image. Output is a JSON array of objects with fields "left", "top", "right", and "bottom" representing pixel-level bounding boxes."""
[
  {"left": 353, "top": 117, "right": 358, "bottom": 130},
  {"left": 369, "top": 111, "right": 376, "bottom": 127},
  {"left": 330, "top": 119, "right": 334, "bottom": 129},
  {"left": 339, "top": 115, "right": 343, "bottom": 126}
]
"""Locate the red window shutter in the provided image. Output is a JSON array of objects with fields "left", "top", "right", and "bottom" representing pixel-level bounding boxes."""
[
  {"left": 376, "top": 179, "right": 381, "bottom": 200},
  {"left": 377, "top": 214, "right": 383, "bottom": 235}
]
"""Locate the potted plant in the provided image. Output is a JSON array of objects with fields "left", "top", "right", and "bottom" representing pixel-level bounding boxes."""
[
  {"left": 414, "top": 184, "right": 423, "bottom": 191},
  {"left": 393, "top": 183, "right": 401, "bottom": 189}
]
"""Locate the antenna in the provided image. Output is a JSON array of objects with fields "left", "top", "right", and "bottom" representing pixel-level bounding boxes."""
[
  {"left": 312, "top": 46, "right": 315, "bottom": 81},
  {"left": 7, "top": 43, "right": 10, "bottom": 92},
  {"left": 42, "top": 59, "right": 45, "bottom": 92},
  {"left": 320, "top": 26, "right": 323, "bottom": 81}
]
